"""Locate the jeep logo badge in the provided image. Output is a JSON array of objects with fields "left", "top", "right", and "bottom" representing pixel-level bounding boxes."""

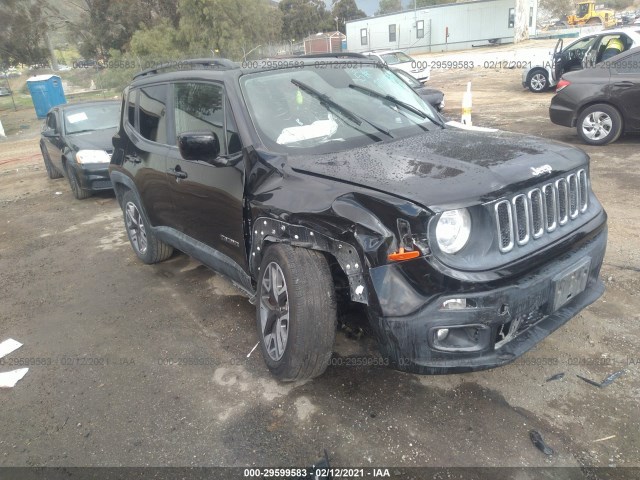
[{"left": 531, "top": 165, "right": 552, "bottom": 176}]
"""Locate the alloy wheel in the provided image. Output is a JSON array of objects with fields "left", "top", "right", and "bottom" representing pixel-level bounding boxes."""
[
  {"left": 530, "top": 73, "right": 547, "bottom": 91},
  {"left": 259, "top": 261, "right": 290, "bottom": 361},
  {"left": 125, "top": 201, "right": 148, "bottom": 255}
]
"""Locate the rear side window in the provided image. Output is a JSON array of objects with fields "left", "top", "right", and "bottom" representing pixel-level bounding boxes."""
[
  {"left": 139, "top": 84, "right": 168, "bottom": 144},
  {"left": 174, "top": 82, "right": 229, "bottom": 155}
]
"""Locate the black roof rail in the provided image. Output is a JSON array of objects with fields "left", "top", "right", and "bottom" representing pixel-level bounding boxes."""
[
  {"left": 298, "top": 52, "right": 368, "bottom": 59},
  {"left": 132, "top": 58, "right": 238, "bottom": 80}
]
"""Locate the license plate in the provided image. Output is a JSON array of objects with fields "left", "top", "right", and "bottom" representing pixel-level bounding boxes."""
[{"left": 552, "top": 257, "right": 591, "bottom": 311}]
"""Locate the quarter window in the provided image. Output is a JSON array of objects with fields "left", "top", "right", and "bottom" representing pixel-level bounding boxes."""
[
  {"left": 139, "top": 84, "right": 168, "bottom": 144},
  {"left": 127, "top": 90, "right": 136, "bottom": 128}
]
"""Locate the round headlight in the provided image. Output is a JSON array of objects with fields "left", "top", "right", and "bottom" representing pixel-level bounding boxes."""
[{"left": 435, "top": 208, "right": 471, "bottom": 254}]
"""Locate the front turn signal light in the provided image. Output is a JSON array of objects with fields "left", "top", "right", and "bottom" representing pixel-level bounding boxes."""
[{"left": 388, "top": 247, "right": 420, "bottom": 262}]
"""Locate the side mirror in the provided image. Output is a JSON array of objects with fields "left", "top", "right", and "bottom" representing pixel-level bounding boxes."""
[
  {"left": 42, "top": 129, "right": 58, "bottom": 138},
  {"left": 178, "top": 131, "right": 220, "bottom": 163}
]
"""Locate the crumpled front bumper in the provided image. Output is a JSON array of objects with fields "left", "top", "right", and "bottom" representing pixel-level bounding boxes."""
[{"left": 368, "top": 226, "right": 607, "bottom": 375}]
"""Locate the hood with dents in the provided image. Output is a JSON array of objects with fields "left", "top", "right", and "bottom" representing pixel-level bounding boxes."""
[
  {"left": 287, "top": 128, "right": 588, "bottom": 211},
  {"left": 65, "top": 127, "right": 117, "bottom": 153}
]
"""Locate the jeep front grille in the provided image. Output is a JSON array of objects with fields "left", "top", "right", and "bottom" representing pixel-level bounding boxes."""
[{"left": 495, "top": 169, "right": 588, "bottom": 253}]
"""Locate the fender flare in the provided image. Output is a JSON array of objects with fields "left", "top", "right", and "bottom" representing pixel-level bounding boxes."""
[{"left": 250, "top": 217, "right": 369, "bottom": 305}]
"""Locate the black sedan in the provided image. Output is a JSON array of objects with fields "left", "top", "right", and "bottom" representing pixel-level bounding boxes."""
[
  {"left": 549, "top": 47, "right": 640, "bottom": 145},
  {"left": 393, "top": 68, "right": 445, "bottom": 111},
  {"left": 40, "top": 100, "right": 120, "bottom": 199}
]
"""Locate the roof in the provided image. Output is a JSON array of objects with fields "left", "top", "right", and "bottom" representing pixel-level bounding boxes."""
[
  {"left": 361, "top": 50, "right": 408, "bottom": 55},
  {"left": 27, "top": 74, "right": 61, "bottom": 82},
  {"left": 60, "top": 99, "right": 120, "bottom": 111},
  {"left": 127, "top": 56, "right": 379, "bottom": 87},
  {"left": 344, "top": 0, "right": 505, "bottom": 24}
]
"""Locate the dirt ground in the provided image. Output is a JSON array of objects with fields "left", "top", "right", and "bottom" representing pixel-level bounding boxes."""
[{"left": 0, "top": 60, "right": 639, "bottom": 476}]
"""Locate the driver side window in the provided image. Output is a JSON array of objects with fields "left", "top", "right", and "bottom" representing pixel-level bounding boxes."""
[
  {"left": 174, "top": 82, "right": 226, "bottom": 156},
  {"left": 46, "top": 112, "right": 57, "bottom": 132},
  {"left": 564, "top": 36, "right": 596, "bottom": 56}
]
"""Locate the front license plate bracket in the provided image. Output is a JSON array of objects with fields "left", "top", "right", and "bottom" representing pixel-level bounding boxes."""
[{"left": 552, "top": 257, "right": 591, "bottom": 311}]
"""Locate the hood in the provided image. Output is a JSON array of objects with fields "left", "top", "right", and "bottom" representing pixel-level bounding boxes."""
[
  {"left": 66, "top": 127, "right": 117, "bottom": 152},
  {"left": 287, "top": 127, "right": 589, "bottom": 211}
]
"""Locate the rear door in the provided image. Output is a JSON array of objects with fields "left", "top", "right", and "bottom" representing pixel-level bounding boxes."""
[
  {"left": 125, "top": 85, "right": 174, "bottom": 227},
  {"left": 165, "top": 81, "right": 248, "bottom": 273},
  {"left": 610, "top": 51, "right": 640, "bottom": 131}
]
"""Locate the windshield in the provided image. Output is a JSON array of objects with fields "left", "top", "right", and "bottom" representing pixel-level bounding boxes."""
[
  {"left": 380, "top": 52, "right": 413, "bottom": 64},
  {"left": 240, "top": 64, "right": 439, "bottom": 154},
  {"left": 64, "top": 103, "right": 120, "bottom": 134}
]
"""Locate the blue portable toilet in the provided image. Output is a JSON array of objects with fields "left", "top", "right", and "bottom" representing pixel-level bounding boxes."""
[{"left": 26, "top": 74, "right": 67, "bottom": 119}]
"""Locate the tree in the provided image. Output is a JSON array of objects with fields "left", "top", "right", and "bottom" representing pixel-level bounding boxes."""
[
  {"left": 332, "top": 0, "right": 365, "bottom": 33},
  {"left": 279, "top": 0, "right": 334, "bottom": 40},
  {"left": 129, "top": 20, "right": 187, "bottom": 59},
  {"left": 179, "top": 0, "right": 283, "bottom": 60},
  {"left": 514, "top": 0, "right": 529, "bottom": 43},
  {"left": 66, "top": 0, "right": 182, "bottom": 59},
  {"left": 376, "top": 0, "right": 401, "bottom": 15},
  {"left": 0, "top": 0, "right": 50, "bottom": 66}
]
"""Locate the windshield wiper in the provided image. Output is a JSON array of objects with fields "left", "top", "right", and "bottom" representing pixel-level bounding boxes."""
[
  {"left": 348, "top": 83, "right": 444, "bottom": 128},
  {"left": 290, "top": 79, "right": 393, "bottom": 139}
]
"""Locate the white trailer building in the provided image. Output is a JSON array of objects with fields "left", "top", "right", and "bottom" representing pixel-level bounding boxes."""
[{"left": 345, "top": 0, "right": 538, "bottom": 54}]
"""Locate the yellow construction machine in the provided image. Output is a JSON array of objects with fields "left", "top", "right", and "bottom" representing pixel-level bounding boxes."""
[{"left": 565, "top": 1, "right": 616, "bottom": 27}]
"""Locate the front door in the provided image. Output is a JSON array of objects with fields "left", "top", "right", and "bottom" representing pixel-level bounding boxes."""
[
  {"left": 165, "top": 81, "right": 248, "bottom": 273},
  {"left": 42, "top": 109, "right": 64, "bottom": 172}
]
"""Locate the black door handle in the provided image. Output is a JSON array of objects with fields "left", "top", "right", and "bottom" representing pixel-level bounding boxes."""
[
  {"left": 613, "top": 81, "right": 635, "bottom": 87},
  {"left": 125, "top": 154, "right": 141, "bottom": 164},
  {"left": 167, "top": 167, "right": 188, "bottom": 179}
]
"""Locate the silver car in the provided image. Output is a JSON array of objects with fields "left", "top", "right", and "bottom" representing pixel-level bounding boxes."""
[
  {"left": 362, "top": 50, "right": 431, "bottom": 83},
  {"left": 522, "top": 27, "right": 640, "bottom": 92}
]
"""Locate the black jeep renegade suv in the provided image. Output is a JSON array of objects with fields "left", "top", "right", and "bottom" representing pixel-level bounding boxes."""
[{"left": 110, "top": 58, "right": 607, "bottom": 381}]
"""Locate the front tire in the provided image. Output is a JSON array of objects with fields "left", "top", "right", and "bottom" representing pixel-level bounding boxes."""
[
  {"left": 67, "top": 167, "right": 91, "bottom": 199},
  {"left": 256, "top": 244, "right": 336, "bottom": 381},
  {"left": 526, "top": 69, "right": 549, "bottom": 93},
  {"left": 577, "top": 104, "right": 623, "bottom": 145},
  {"left": 121, "top": 190, "right": 173, "bottom": 264}
]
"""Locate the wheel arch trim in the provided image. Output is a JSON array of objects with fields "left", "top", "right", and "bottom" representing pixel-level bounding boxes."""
[{"left": 251, "top": 217, "right": 369, "bottom": 305}]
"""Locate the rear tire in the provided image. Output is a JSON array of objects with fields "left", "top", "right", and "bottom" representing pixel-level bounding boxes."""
[
  {"left": 256, "top": 244, "right": 336, "bottom": 381},
  {"left": 41, "top": 144, "right": 62, "bottom": 179},
  {"left": 586, "top": 17, "right": 602, "bottom": 25},
  {"left": 577, "top": 104, "right": 623, "bottom": 145},
  {"left": 121, "top": 190, "right": 173, "bottom": 264},
  {"left": 526, "top": 69, "right": 549, "bottom": 93}
]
